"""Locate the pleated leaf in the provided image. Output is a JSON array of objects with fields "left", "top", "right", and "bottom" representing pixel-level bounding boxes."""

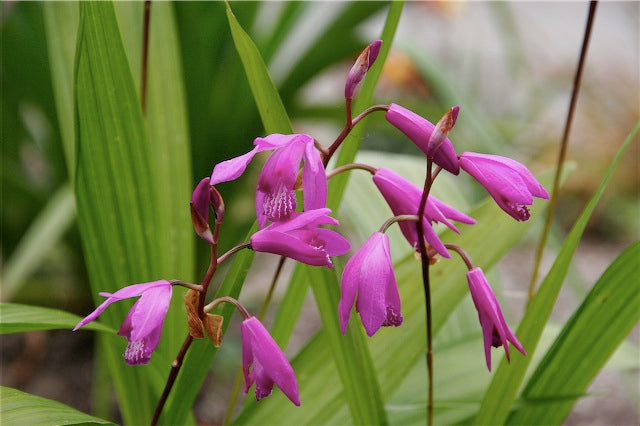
[
  {"left": 473, "top": 122, "right": 640, "bottom": 424},
  {"left": 0, "top": 303, "right": 113, "bottom": 334},
  {"left": 74, "top": 2, "right": 171, "bottom": 423},
  {"left": 508, "top": 240, "right": 640, "bottom": 424},
  {"left": 0, "top": 386, "right": 113, "bottom": 426}
]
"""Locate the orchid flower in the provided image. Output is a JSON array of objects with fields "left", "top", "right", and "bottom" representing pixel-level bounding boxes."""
[
  {"left": 460, "top": 152, "right": 549, "bottom": 221},
  {"left": 250, "top": 208, "right": 350, "bottom": 267},
  {"left": 372, "top": 167, "right": 476, "bottom": 258},
  {"left": 338, "top": 232, "right": 403, "bottom": 337},
  {"left": 73, "top": 280, "right": 173, "bottom": 366},
  {"left": 385, "top": 103, "right": 460, "bottom": 174},
  {"left": 467, "top": 267, "right": 526, "bottom": 371},
  {"left": 242, "top": 316, "right": 300, "bottom": 406},
  {"left": 210, "top": 133, "right": 326, "bottom": 228}
]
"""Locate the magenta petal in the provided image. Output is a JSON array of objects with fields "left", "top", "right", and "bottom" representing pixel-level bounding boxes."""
[
  {"left": 460, "top": 152, "right": 548, "bottom": 221},
  {"left": 339, "top": 232, "right": 402, "bottom": 337},
  {"left": 210, "top": 147, "right": 262, "bottom": 185},
  {"left": 241, "top": 317, "right": 300, "bottom": 406},
  {"left": 302, "top": 140, "right": 327, "bottom": 212},
  {"left": 191, "top": 178, "right": 212, "bottom": 223},
  {"left": 467, "top": 267, "right": 525, "bottom": 371},
  {"left": 128, "top": 285, "right": 172, "bottom": 342}
]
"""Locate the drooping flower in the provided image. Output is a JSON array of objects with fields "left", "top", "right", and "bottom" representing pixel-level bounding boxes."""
[
  {"left": 372, "top": 167, "right": 476, "bottom": 258},
  {"left": 73, "top": 280, "right": 173, "bottom": 365},
  {"left": 466, "top": 267, "right": 526, "bottom": 371},
  {"left": 345, "top": 40, "right": 382, "bottom": 99},
  {"left": 459, "top": 152, "right": 549, "bottom": 221},
  {"left": 209, "top": 134, "right": 326, "bottom": 228},
  {"left": 338, "top": 232, "right": 403, "bottom": 337},
  {"left": 250, "top": 208, "right": 350, "bottom": 268},
  {"left": 241, "top": 316, "right": 300, "bottom": 406},
  {"left": 385, "top": 103, "right": 460, "bottom": 174}
]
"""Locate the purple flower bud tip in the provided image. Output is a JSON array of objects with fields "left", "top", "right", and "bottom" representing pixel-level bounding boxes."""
[
  {"left": 460, "top": 152, "right": 549, "bottom": 221},
  {"left": 466, "top": 268, "right": 526, "bottom": 371},
  {"left": 74, "top": 280, "right": 173, "bottom": 365},
  {"left": 191, "top": 177, "right": 215, "bottom": 244},
  {"left": 385, "top": 103, "right": 460, "bottom": 174},
  {"left": 345, "top": 40, "right": 383, "bottom": 99},
  {"left": 242, "top": 317, "right": 300, "bottom": 406},
  {"left": 250, "top": 208, "right": 350, "bottom": 267},
  {"left": 338, "top": 232, "right": 403, "bottom": 337}
]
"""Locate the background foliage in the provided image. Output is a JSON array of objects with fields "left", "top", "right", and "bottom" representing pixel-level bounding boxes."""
[{"left": 1, "top": 1, "right": 638, "bottom": 425}]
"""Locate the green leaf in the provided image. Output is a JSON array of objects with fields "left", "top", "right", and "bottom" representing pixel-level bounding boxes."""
[
  {"left": 0, "top": 184, "right": 75, "bottom": 301},
  {"left": 473, "top": 122, "right": 640, "bottom": 425},
  {"left": 0, "top": 386, "right": 114, "bottom": 426},
  {"left": 225, "top": 2, "right": 293, "bottom": 135},
  {"left": 0, "top": 303, "right": 113, "bottom": 334},
  {"left": 42, "top": 2, "right": 78, "bottom": 180},
  {"left": 74, "top": 2, "right": 171, "bottom": 423},
  {"left": 508, "top": 241, "right": 640, "bottom": 424}
]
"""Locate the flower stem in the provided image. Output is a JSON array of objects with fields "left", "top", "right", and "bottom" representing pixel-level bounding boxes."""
[
  {"left": 217, "top": 241, "right": 252, "bottom": 265},
  {"left": 151, "top": 334, "right": 194, "bottom": 425},
  {"left": 379, "top": 214, "right": 419, "bottom": 234},
  {"left": 415, "top": 159, "right": 435, "bottom": 426},
  {"left": 326, "top": 162, "right": 378, "bottom": 180},
  {"left": 444, "top": 244, "right": 475, "bottom": 270},
  {"left": 527, "top": 1, "right": 598, "bottom": 304}
]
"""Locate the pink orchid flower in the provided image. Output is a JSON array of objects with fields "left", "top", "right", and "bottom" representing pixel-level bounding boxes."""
[
  {"left": 338, "top": 232, "right": 403, "bottom": 337},
  {"left": 250, "top": 208, "right": 350, "bottom": 268},
  {"left": 210, "top": 133, "right": 326, "bottom": 228},
  {"left": 73, "top": 280, "right": 172, "bottom": 366},
  {"left": 242, "top": 316, "right": 300, "bottom": 406}
]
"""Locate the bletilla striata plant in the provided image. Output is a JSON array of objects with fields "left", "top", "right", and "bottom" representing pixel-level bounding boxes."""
[{"left": 73, "top": 39, "right": 548, "bottom": 422}]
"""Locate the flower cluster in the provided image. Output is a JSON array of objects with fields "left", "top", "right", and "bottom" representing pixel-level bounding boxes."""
[{"left": 73, "top": 39, "right": 549, "bottom": 420}]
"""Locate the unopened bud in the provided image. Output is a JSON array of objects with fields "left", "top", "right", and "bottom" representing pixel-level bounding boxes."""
[
  {"left": 185, "top": 289, "right": 204, "bottom": 338},
  {"left": 344, "top": 40, "right": 382, "bottom": 99},
  {"left": 210, "top": 185, "right": 225, "bottom": 224},
  {"left": 191, "top": 177, "right": 221, "bottom": 245},
  {"left": 203, "top": 314, "right": 224, "bottom": 347},
  {"left": 426, "top": 106, "right": 459, "bottom": 156}
]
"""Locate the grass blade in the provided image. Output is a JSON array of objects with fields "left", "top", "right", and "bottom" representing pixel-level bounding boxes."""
[{"left": 473, "top": 122, "right": 640, "bottom": 424}]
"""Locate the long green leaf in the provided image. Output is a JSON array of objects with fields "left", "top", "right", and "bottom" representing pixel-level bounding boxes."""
[
  {"left": 74, "top": 2, "right": 168, "bottom": 422},
  {"left": 0, "top": 184, "right": 75, "bottom": 301},
  {"left": 225, "top": 1, "right": 293, "bottom": 135},
  {"left": 0, "top": 303, "right": 113, "bottom": 334},
  {"left": 0, "top": 386, "right": 113, "bottom": 426},
  {"left": 473, "top": 122, "right": 640, "bottom": 424},
  {"left": 508, "top": 241, "right": 640, "bottom": 424}
]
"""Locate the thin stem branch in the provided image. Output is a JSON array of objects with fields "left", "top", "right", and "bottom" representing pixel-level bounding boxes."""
[
  {"left": 326, "top": 162, "right": 378, "bottom": 180},
  {"left": 443, "top": 244, "right": 474, "bottom": 270},
  {"left": 140, "top": 0, "right": 151, "bottom": 115},
  {"left": 379, "top": 214, "right": 419, "bottom": 234},
  {"left": 217, "top": 241, "right": 252, "bottom": 266},
  {"left": 528, "top": 1, "right": 598, "bottom": 304},
  {"left": 415, "top": 159, "right": 434, "bottom": 426}
]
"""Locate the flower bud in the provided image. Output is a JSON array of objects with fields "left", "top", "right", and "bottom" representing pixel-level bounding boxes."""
[
  {"left": 427, "top": 105, "right": 459, "bottom": 155},
  {"left": 344, "top": 40, "right": 382, "bottom": 99}
]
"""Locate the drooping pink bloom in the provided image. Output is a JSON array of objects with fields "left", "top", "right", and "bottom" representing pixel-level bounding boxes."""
[
  {"left": 241, "top": 316, "right": 300, "bottom": 406},
  {"left": 250, "top": 208, "right": 350, "bottom": 267},
  {"left": 385, "top": 103, "right": 460, "bottom": 175},
  {"left": 344, "top": 40, "right": 382, "bottom": 99},
  {"left": 372, "top": 167, "right": 476, "bottom": 258},
  {"left": 338, "top": 232, "right": 403, "bottom": 337},
  {"left": 467, "top": 267, "right": 526, "bottom": 371},
  {"left": 459, "top": 152, "right": 549, "bottom": 221},
  {"left": 73, "top": 280, "right": 173, "bottom": 365},
  {"left": 210, "top": 133, "right": 327, "bottom": 228}
]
